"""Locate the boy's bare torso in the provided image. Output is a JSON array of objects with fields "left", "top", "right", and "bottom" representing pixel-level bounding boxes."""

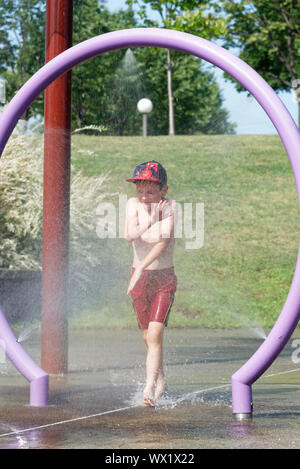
[{"left": 131, "top": 197, "right": 175, "bottom": 270}]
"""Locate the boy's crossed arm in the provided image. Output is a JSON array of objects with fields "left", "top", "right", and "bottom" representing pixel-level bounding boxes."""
[
  {"left": 124, "top": 197, "right": 174, "bottom": 243},
  {"left": 125, "top": 198, "right": 176, "bottom": 294},
  {"left": 124, "top": 197, "right": 154, "bottom": 243}
]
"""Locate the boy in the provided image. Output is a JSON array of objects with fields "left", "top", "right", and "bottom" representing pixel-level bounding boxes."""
[{"left": 125, "top": 160, "right": 177, "bottom": 407}]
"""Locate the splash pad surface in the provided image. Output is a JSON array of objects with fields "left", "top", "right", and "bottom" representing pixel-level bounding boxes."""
[{"left": 1, "top": 327, "right": 300, "bottom": 449}]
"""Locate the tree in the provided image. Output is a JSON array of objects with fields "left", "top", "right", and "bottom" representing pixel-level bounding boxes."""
[
  {"left": 72, "top": 2, "right": 234, "bottom": 135},
  {"left": 0, "top": 1, "right": 234, "bottom": 135},
  {"left": 0, "top": 0, "right": 137, "bottom": 129},
  {"left": 105, "top": 49, "right": 146, "bottom": 135},
  {"left": 72, "top": 1, "right": 138, "bottom": 130},
  {"left": 126, "top": 0, "right": 227, "bottom": 135},
  {"left": 221, "top": 0, "right": 300, "bottom": 126},
  {"left": 136, "top": 46, "right": 235, "bottom": 134},
  {"left": 0, "top": 0, "right": 46, "bottom": 121}
]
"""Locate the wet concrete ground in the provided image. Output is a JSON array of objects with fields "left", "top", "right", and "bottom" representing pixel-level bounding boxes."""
[{"left": 1, "top": 327, "right": 300, "bottom": 449}]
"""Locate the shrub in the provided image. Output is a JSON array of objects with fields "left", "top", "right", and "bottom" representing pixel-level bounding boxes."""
[{"left": 0, "top": 133, "right": 109, "bottom": 280}]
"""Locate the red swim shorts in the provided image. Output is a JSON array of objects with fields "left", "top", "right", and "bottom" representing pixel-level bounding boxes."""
[{"left": 130, "top": 267, "right": 177, "bottom": 330}]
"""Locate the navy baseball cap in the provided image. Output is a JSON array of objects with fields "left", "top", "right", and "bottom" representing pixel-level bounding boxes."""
[{"left": 125, "top": 160, "right": 167, "bottom": 186}]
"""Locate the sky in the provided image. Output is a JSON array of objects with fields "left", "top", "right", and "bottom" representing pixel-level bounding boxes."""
[{"left": 106, "top": 0, "right": 298, "bottom": 134}]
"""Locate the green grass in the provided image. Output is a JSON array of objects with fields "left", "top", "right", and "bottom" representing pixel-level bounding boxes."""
[{"left": 69, "top": 134, "right": 300, "bottom": 329}]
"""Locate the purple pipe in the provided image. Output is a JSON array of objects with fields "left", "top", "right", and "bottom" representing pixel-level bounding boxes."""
[
  {"left": 0, "top": 29, "right": 299, "bottom": 413},
  {"left": 231, "top": 243, "right": 300, "bottom": 415},
  {"left": 0, "top": 308, "right": 48, "bottom": 406}
]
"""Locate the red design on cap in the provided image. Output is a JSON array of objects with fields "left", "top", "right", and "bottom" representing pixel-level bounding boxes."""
[{"left": 137, "top": 162, "right": 158, "bottom": 180}]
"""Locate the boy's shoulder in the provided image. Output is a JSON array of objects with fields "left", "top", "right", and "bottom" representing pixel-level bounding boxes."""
[
  {"left": 164, "top": 197, "right": 176, "bottom": 203},
  {"left": 126, "top": 197, "right": 139, "bottom": 216},
  {"left": 127, "top": 196, "right": 138, "bottom": 206}
]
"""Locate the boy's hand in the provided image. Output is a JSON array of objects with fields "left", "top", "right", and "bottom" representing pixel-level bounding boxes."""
[
  {"left": 127, "top": 267, "right": 143, "bottom": 295},
  {"left": 150, "top": 199, "right": 174, "bottom": 224}
]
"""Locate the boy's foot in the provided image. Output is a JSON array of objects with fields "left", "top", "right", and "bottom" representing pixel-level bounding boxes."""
[
  {"left": 143, "top": 396, "right": 155, "bottom": 407},
  {"left": 143, "top": 384, "right": 155, "bottom": 407},
  {"left": 155, "top": 378, "right": 167, "bottom": 401}
]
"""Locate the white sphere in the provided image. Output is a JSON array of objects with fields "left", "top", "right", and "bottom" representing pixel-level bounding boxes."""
[{"left": 137, "top": 98, "right": 153, "bottom": 114}]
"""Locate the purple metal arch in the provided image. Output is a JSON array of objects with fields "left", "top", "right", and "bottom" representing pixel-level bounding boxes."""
[
  {"left": 0, "top": 28, "right": 300, "bottom": 413},
  {"left": 0, "top": 308, "right": 48, "bottom": 406}
]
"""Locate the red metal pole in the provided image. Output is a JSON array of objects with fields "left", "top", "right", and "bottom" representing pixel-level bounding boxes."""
[{"left": 41, "top": 0, "right": 73, "bottom": 375}]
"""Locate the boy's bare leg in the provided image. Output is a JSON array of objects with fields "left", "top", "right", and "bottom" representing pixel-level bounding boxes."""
[
  {"left": 155, "top": 367, "right": 167, "bottom": 401},
  {"left": 143, "top": 322, "right": 166, "bottom": 404}
]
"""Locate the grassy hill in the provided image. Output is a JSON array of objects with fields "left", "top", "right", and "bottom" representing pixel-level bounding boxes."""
[{"left": 69, "top": 134, "right": 299, "bottom": 329}]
